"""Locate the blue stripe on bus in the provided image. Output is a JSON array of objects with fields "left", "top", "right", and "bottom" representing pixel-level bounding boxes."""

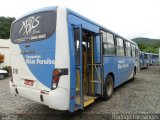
[{"left": 19, "top": 33, "right": 56, "bottom": 89}]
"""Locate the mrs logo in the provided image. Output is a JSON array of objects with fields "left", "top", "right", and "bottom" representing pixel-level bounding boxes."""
[{"left": 19, "top": 16, "right": 41, "bottom": 36}]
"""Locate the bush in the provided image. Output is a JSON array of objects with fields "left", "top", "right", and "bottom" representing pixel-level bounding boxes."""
[{"left": 1, "top": 66, "right": 10, "bottom": 73}]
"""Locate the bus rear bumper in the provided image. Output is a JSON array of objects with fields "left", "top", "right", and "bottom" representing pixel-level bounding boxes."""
[{"left": 10, "top": 83, "right": 69, "bottom": 110}]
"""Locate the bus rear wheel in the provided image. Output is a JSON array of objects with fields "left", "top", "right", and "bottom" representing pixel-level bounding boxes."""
[
  {"left": 103, "top": 74, "right": 114, "bottom": 100},
  {"left": 0, "top": 74, "right": 5, "bottom": 80},
  {"left": 132, "top": 68, "right": 136, "bottom": 80}
]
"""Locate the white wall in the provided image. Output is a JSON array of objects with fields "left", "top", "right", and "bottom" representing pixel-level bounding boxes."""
[{"left": 0, "top": 39, "right": 10, "bottom": 68}]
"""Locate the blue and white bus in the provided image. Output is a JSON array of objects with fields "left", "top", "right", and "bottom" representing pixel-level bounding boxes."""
[
  {"left": 140, "top": 52, "right": 149, "bottom": 69},
  {"left": 151, "top": 53, "right": 159, "bottom": 65},
  {"left": 147, "top": 53, "right": 153, "bottom": 65},
  {"left": 10, "top": 6, "right": 139, "bottom": 112}
]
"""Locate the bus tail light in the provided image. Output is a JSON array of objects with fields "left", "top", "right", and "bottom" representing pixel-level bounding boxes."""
[
  {"left": 24, "top": 79, "right": 34, "bottom": 86},
  {"left": 52, "top": 69, "right": 62, "bottom": 90}
]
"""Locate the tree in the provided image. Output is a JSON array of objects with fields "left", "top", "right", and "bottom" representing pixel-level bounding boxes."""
[
  {"left": 0, "top": 16, "right": 15, "bottom": 39},
  {"left": 135, "top": 39, "right": 160, "bottom": 54},
  {"left": 137, "top": 42, "right": 147, "bottom": 50}
]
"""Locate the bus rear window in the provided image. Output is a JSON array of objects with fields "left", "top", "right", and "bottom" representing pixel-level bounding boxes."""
[{"left": 11, "top": 11, "right": 57, "bottom": 44}]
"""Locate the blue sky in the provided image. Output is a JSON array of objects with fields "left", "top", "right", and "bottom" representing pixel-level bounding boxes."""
[{"left": 0, "top": 0, "right": 160, "bottom": 39}]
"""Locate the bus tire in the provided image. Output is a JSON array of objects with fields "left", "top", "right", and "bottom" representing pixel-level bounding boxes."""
[
  {"left": 103, "top": 74, "right": 114, "bottom": 100},
  {"left": 146, "top": 63, "right": 148, "bottom": 68},
  {"left": 0, "top": 74, "right": 5, "bottom": 80},
  {"left": 132, "top": 68, "right": 136, "bottom": 81}
]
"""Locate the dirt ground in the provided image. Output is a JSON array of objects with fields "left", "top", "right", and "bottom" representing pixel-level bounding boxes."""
[{"left": 0, "top": 65, "right": 160, "bottom": 120}]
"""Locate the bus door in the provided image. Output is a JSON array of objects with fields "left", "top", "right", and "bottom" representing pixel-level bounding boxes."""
[
  {"left": 86, "top": 32, "right": 103, "bottom": 96},
  {"left": 73, "top": 25, "right": 83, "bottom": 109},
  {"left": 73, "top": 25, "right": 103, "bottom": 110}
]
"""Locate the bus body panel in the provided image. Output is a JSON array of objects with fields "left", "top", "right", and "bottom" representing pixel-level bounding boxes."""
[
  {"left": 116, "top": 56, "right": 135, "bottom": 87},
  {"left": 103, "top": 56, "right": 117, "bottom": 87},
  {"left": 10, "top": 42, "right": 52, "bottom": 90},
  {"left": 117, "top": 57, "right": 127, "bottom": 85},
  {"left": 10, "top": 81, "right": 68, "bottom": 110},
  {"left": 68, "top": 14, "right": 99, "bottom": 33},
  {"left": 19, "top": 34, "right": 56, "bottom": 89},
  {"left": 127, "top": 57, "right": 135, "bottom": 79},
  {"left": 54, "top": 7, "right": 70, "bottom": 91}
]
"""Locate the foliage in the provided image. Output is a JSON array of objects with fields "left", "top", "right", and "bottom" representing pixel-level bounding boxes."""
[
  {"left": 0, "top": 16, "right": 15, "bottom": 39},
  {"left": 132, "top": 37, "right": 160, "bottom": 54},
  {"left": 1, "top": 66, "right": 10, "bottom": 73}
]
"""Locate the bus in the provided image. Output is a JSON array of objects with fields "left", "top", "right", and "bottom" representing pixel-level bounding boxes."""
[
  {"left": 147, "top": 53, "right": 153, "bottom": 65},
  {"left": 140, "top": 52, "right": 149, "bottom": 69},
  {"left": 145, "top": 52, "right": 152, "bottom": 66},
  {"left": 10, "top": 6, "right": 139, "bottom": 112},
  {"left": 151, "top": 53, "right": 159, "bottom": 65}
]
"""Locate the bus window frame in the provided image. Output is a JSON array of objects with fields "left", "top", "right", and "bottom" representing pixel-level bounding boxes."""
[
  {"left": 100, "top": 30, "right": 116, "bottom": 56},
  {"left": 11, "top": 10, "right": 57, "bottom": 44},
  {"left": 125, "top": 41, "right": 132, "bottom": 57},
  {"left": 116, "top": 37, "right": 125, "bottom": 57}
]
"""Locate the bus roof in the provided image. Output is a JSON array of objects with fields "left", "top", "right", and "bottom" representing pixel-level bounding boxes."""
[
  {"left": 140, "top": 52, "right": 159, "bottom": 56},
  {"left": 13, "top": 6, "right": 137, "bottom": 46},
  {"left": 13, "top": 6, "right": 58, "bottom": 24},
  {"left": 67, "top": 7, "right": 137, "bottom": 45}
]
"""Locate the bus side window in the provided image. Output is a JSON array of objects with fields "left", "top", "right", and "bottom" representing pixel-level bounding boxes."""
[
  {"left": 135, "top": 49, "right": 138, "bottom": 58},
  {"left": 131, "top": 44, "right": 135, "bottom": 57},
  {"left": 133, "top": 45, "right": 136, "bottom": 57},
  {"left": 116, "top": 37, "right": 125, "bottom": 56},
  {"left": 125, "top": 41, "right": 131, "bottom": 57},
  {"left": 101, "top": 31, "right": 115, "bottom": 55}
]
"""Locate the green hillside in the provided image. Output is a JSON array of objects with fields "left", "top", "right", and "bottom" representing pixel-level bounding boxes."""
[
  {"left": 132, "top": 37, "right": 160, "bottom": 54},
  {"left": 0, "top": 16, "right": 15, "bottom": 39}
]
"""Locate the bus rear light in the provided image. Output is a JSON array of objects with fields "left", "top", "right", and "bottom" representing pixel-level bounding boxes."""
[
  {"left": 52, "top": 69, "right": 62, "bottom": 90},
  {"left": 24, "top": 79, "right": 34, "bottom": 86}
]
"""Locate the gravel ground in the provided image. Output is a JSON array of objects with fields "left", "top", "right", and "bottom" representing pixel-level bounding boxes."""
[{"left": 0, "top": 66, "right": 160, "bottom": 120}]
